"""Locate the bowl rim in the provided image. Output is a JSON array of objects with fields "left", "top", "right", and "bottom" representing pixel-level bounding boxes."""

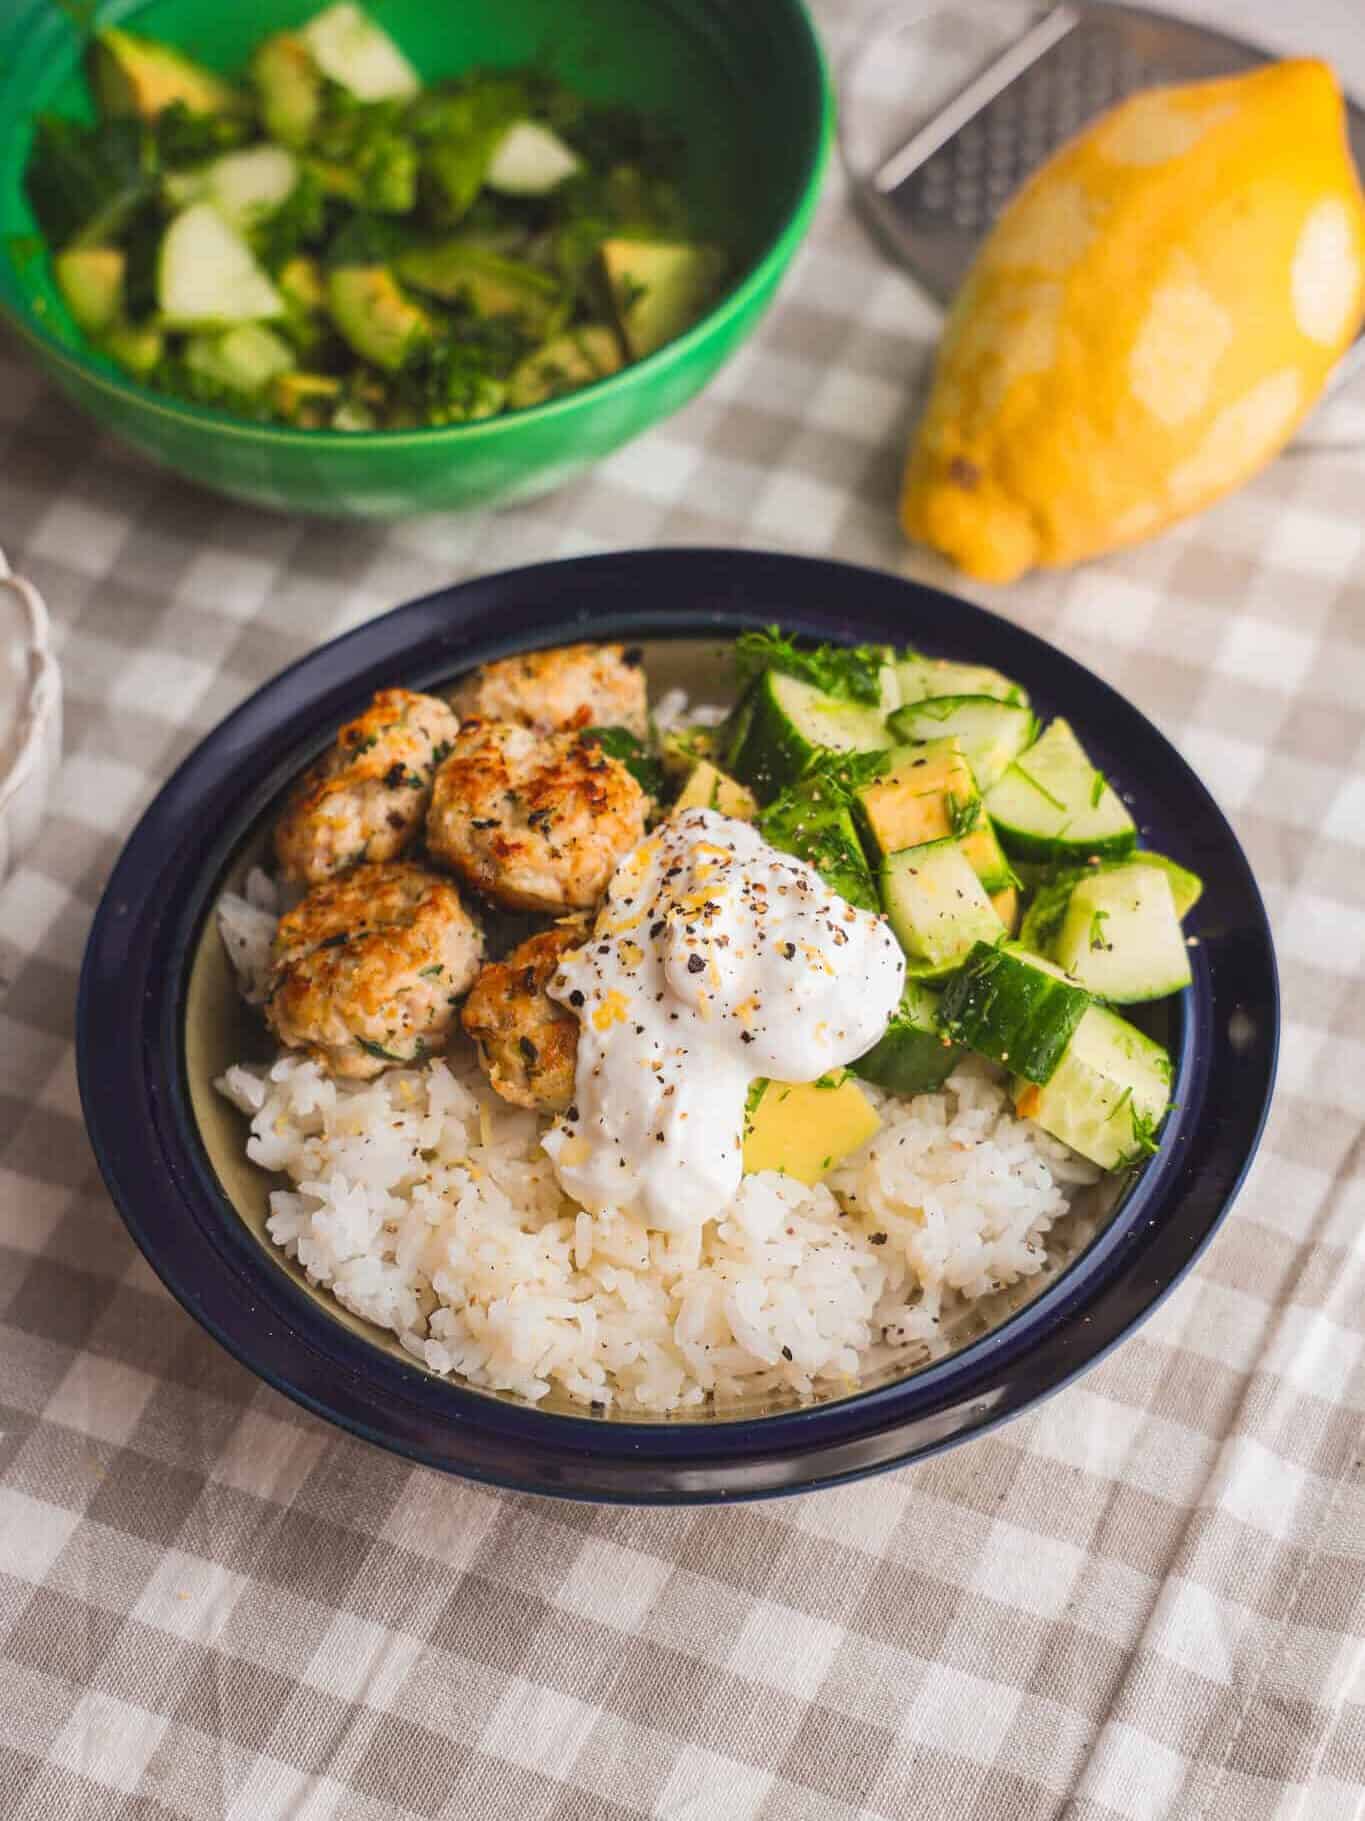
[
  {"left": 77, "top": 549, "right": 1279, "bottom": 1502},
  {"left": 0, "top": 0, "right": 833, "bottom": 447}
]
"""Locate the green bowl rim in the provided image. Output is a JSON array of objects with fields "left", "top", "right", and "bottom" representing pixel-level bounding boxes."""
[{"left": 0, "top": 0, "right": 834, "bottom": 449}]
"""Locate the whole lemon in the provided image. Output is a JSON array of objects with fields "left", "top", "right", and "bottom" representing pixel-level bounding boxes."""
[{"left": 900, "top": 60, "right": 1365, "bottom": 582}]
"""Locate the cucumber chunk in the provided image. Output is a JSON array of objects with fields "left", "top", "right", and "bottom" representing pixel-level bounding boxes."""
[
  {"left": 1014, "top": 1005, "right": 1172, "bottom": 1171},
  {"left": 158, "top": 202, "right": 285, "bottom": 326},
  {"left": 1052, "top": 864, "right": 1192, "bottom": 1002},
  {"left": 165, "top": 144, "right": 299, "bottom": 229},
  {"left": 252, "top": 33, "right": 322, "bottom": 146},
  {"left": 759, "top": 781, "right": 878, "bottom": 913},
  {"left": 879, "top": 841, "right": 1005, "bottom": 977},
  {"left": 727, "top": 670, "right": 889, "bottom": 803},
  {"left": 486, "top": 122, "right": 582, "bottom": 195},
  {"left": 855, "top": 737, "right": 980, "bottom": 861},
  {"left": 301, "top": 3, "right": 419, "bottom": 102},
  {"left": 886, "top": 694, "right": 1038, "bottom": 791},
  {"left": 1018, "top": 851, "right": 1202, "bottom": 954},
  {"left": 896, "top": 654, "right": 1027, "bottom": 708},
  {"left": 184, "top": 322, "right": 296, "bottom": 395},
  {"left": 938, "top": 941, "right": 1091, "bottom": 1083},
  {"left": 851, "top": 982, "right": 964, "bottom": 1095},
  {"left": 959, "top": 814, "right": 1017, "bottom": 894},
  {"left": 985, "top": 719, "right": 1136, "bottom": 862}
]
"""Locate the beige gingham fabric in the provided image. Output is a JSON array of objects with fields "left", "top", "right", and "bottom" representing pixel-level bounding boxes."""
[{"left": 2, "top": 3, "right": 1363, "bottom": 1814}]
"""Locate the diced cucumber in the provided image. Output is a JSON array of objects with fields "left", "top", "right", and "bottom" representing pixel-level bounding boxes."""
[
  {"left": 727, "top": 670, "right": 889, "bottom": 803},
  {"left": 252, "top": 33, "right": 322, "bottom": 146},
  {"left": 301, "top": 3, "right": 419, "bottom": 102},
  {"left": 55, "top": 246, "right": 125, "bottom": 335},
  {"left": 158, "top": 203, "right": 285, "bottom": 327},
  {"left": 938, "top": 941, "right": 1091, "bottom": 1083},
  {"left": 759, "top": 781, "right": 878, "bottom": 913},
  {"left": 896, "top": 654, "right": 1028, "bottom": 708},
  {"left": 165, "top": 144, "right": 300, "bottom": 229},
  {"left": 886, "top": 694, "right": 1038, "bottom": 791},
  {"left": 879, "top": 841, "right": 1005, "bottom": 978},
  {"left": 395, "top": 241, "right": 563, "bottom": 334},
  {"left": 485, "top": 122, "right": 582, "bottom": 195},
  {"left": 959, "top": 814, "right": 1017, "bottom": 894},
  {"left": 1051, "top": 864, "right": 1192, "bottom": 1003},
  {"left": 1014, "top": 1004, "right": 1172, "bottom": 1171},
  {"left": 851, "top": 982, "right": 964, "bottom": 1095},
  {"left": 854, "top": 737, "right": 980, "bottom": 861},
  {"left": 985, "top": 719, "right": 1136, "bottom": 862},
  {"left": 1019, "top": 851, "right": 1203, "bottom": 955},
  {"left": 185, "top": 322, "right": 296, "bottom": 395},
  {"left": 506, "top": 324, "right": 623, "bottom": 408}
]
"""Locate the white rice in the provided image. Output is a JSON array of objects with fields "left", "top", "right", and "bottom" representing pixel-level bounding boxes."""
[{"left": 217, "top": 1038, "right": 1097, "bottom": 1414}]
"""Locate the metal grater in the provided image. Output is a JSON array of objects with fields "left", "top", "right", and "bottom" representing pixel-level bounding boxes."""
[{"left": 854, "top": 0, "right": 1365, "bottom": 382}]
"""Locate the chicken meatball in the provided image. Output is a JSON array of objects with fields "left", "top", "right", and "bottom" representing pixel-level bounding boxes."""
[
  {"left": 461, "top": 922, "right": 586, "bottom": 1111},
  {"left": 266, "top": 862, "right": 483, "bottom": 1079},
  {"left": 275, "top": 689, "right": 459, "bottom": 886},
  {"left": 427, "top": 722, "right": 648, "bottom": 912},
  {"left": 450, "top": 642, "right": 648, "bottom": 738}
]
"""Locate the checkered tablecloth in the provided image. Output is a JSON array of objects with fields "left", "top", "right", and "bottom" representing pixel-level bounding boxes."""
[{"left": 2, "top": 2, "right": 1363, "bottom": 1815}]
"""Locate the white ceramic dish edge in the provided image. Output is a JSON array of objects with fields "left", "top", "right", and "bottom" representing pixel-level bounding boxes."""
[{"left": 0, "top": 548, "right": 62, "bottom": 886}]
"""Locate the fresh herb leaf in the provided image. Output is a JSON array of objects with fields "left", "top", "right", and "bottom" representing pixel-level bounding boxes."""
[
  {"left": 800, "top": 748, "right": 893, "bottom": 794},
  {"left": 1088, "top": 908, "right": 1110, "bottom": 951},
  {"left": 154, "top": 100, "right": 251, "bottom": 166},
  {"left": 581, "top": 726, "right": 666, "bottom": 798},
  {"left": 948, "top": 792, "right": 981, "bottom": 840},
  {"left": 734, "top": 628, "right": 889, "bottom": 706},
  {"left": 26, "top": 114, "right": 148, "bottom": 250},
  {"left": 253, "top": 165, "right": 326, "bottom": 272},
  {"left": 357, "top": 1037, "right": 404, "bottom": 1062},
  {"left": 1089, "top": 768, "right": 1106, "bottom": 808}
]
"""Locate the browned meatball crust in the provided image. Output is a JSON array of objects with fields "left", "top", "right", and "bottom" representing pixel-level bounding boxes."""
[
  {"left": 426, "top": 721, "right": 648, "bottom": 913},
  {"left": 274, "top": 689, "right": 459, "bottom": 886},
  {"left": 266, "top": 861, "right": 483, "bottom": 1079},
  {"left": 450, "top": 642, "right": 647, "bottom": 738},
  {"left": 461, "top": 922, "right": 587, "bottom": 1111}
]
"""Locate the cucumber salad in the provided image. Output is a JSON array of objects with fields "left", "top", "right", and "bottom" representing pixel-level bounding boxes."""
[
  {"left": 715, "top": 629, "right": 1192, "bottom": 1175},
  {"left": 25, "top": 5, "right": 724, "bottom": 429}
]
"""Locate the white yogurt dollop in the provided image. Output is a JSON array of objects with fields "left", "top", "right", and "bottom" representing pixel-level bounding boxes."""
[{"left": 543, "top": 808, "right": 905, "bottom": 1235}]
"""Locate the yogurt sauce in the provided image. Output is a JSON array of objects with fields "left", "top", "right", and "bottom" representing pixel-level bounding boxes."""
[{"left": 543, "top": 808, "right": 905, "bottom": 1235}]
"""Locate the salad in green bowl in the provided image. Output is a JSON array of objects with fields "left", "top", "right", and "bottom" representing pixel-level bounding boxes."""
[{"left": 26, "top": 3, "right": 726, "bottom": 433}]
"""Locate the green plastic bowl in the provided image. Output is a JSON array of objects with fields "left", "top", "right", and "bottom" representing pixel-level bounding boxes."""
[{"left": 0, "top": 0, "right": 831, "bottom": 516}]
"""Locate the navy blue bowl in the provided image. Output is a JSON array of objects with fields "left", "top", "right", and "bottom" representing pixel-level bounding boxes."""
[{"left": 77, "top": 550, "right": 1277, "bottom": 1503}]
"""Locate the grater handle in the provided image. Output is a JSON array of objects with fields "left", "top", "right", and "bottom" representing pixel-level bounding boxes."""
[{"left": 874, "top": 4, "right": 1080, "bottom": 196}]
